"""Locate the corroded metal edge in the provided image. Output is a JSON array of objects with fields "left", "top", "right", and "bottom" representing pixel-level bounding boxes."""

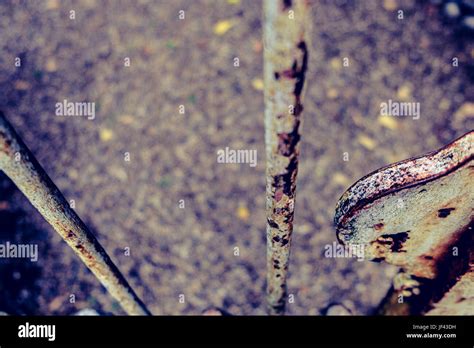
[{"left": 334, "top": 131, "right": 473, "bottom": 235}]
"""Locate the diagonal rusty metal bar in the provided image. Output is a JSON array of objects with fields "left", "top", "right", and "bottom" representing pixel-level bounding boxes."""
[
  {"left": 0, "top": 111, "right": 151, "bottom": 315},
  {"left": 335, "top": 131, "right": 473, "bottom": 315},
  {"left": 264, "top": 0, "right": 311, "bottom": 315}
]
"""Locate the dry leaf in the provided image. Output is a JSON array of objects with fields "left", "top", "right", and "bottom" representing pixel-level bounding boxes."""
[
  {"left": 214, "top": 20, "right": 235, "bottom": 35},
  {"left": 252, "top": 78, "right": 264, "bottom": 91},
  {"left": 100, "top": 128, "right": 114, "bottom": 142},
  {"left": 378, "top": 116, "right": 398, "bottom": 130},
  {"left": 357, "top": 134, "right": 377, "bottom": 150}
]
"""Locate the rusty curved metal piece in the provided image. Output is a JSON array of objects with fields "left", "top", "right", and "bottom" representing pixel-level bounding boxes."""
[
  {"left": 335, "top": 131, "right": 473, "bottom": 277},
  {"left": 334, "top": 130, "right": 473, "bottom": 314},
  {"left": 0, "top": 111, "right": 151, "bottom": 315}
]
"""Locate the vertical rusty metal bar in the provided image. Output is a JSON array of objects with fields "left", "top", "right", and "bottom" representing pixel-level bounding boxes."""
[
  {"left": 0, "top": 111, "right": 151, "bottom": 315},
  {"left": 263, "top": 0, "right": 311, "bottom": 315}
]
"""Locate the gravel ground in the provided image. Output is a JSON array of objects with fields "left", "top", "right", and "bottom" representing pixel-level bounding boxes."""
[{"left": 0, "top": 0, "right": 472, "bottom": 315}]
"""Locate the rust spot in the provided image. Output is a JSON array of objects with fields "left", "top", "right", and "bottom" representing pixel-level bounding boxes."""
[
  {"left": 280, "top": 68, "right": 296, "bottom": 79},
  {"left": 373, "top": 222, "right": 384, "bottom": 231},
  {"left": 382, "top": 231, "right": 410, "bottom": 252},
  {"left": 294, "top": 41, "right": 308, "bottom": 98},
  {"left": 275, "top": 189, "right": 284, "bottom": 202},
  {"left": 67, "top": 230, "right": 76, "bottom": 239},
  {"left": 282, "top": 0, "right": 292, "bottom": 10},
  {"left": 293, "top": 103, "right": 303, "bottom": 116},
  {"left": 75, "top": 244, "right": 93, "bottom": 260},
  {"left": 438, "top": 208, "right": 455, "bottom": 218},
  {"left": 267, "top": 218, "right": 279, "bottom": 229},
  {"left": 374, "top": 231, "right": 410, "bottom": 252},
  {"left": 274, "top": 42, "right": 308, "bottom": 99},
  {"left": 0, "top": 131, "right": 12, "bottom": 155},
  {"left": 277, "top": 128, "right": 300, "bottom": 157},
  {"left": 273, "top": 156, "right": 299, "bottom": 196},
  {"left": 375, "top": 239, "right": 392, "bottom": 246}
]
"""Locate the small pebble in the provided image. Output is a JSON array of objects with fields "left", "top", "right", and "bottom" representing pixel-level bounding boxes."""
[
  {"left": 45, "top": 0, "right": 59, "bottom": 10},
  {"left": 45, "top": 58, "right": 57, "bottom": 72},
  {"left": 14, "top": 80, "right": 31, "bottom": 90},
  {"left": 75, "top": 308, "right": 99, "bottom": 316},
  {"left": 444, "top": 2, "right": 461, "bottom": 19},
  {"left": 397, "top": 84, "right": 412, "bottom": 101},
  {"left": 327, "top": 88, "right": 339, "bottom": 99},
  {"left": 325, "top": 304, "right": 352, "bottom": 315},
  {"left": 461, "top": 16, "right": 474, "bottom": 30},
  {"left": 383, "top": 0, "right": 398, "bottom": 11}
]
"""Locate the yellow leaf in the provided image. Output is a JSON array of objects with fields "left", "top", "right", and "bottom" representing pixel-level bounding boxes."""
[
  {"left": 252, "top": 78, "right": 264, "bottom": 91},
  {"left": 378, "top": 115, "right": 398, "bottom": 130},
  {"left": 357, "top": 134, "right": 377, "bottom": 150},
  {"left": 214, "top": 20, "right": 235, "bottom": 35},
  {"left": 332, "top": 172, "right": 350, "bottom": 187},
  {"left": 100, "top": 128, "right": 114, "bottom": 142},
  {"left": 237, "top": 205, "right": 250, "bottom": 221},
  {"left": 227, "top": 0, "right": 240, "bottom": 4}
]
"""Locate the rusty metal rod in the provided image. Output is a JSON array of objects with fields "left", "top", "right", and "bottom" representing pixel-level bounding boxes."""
[
  {"left": 263, "top": 0, "right": 311, "bottom": 315},
  {"left": 0, "top": 111, "right": 151, "bottom": 315}
]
